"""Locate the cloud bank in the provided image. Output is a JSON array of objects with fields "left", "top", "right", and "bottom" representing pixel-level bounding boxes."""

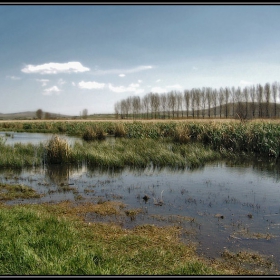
[{"left": 22, "top": 62, "right": 90, "bottom": 74}]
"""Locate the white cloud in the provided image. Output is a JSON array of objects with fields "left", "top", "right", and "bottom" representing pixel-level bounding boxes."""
[
  {"left": 21, "top": 62, "right": 90, "bottom": 74},
  {"left": 138, "top": 80, "right": 143, "bottom": 83},
  {"left": 36, "top": 79, "right": 49, "bottom": 87},
  {"left": 43, "top": 86, "right": 61, "bottom": 95},
  {"left": 72, "top": 82, "right": 76, "bottom": 86},
  {"left": 108, "top": 84, "right": 129, "bottom": 93},
  {"left": 119, "top": 74, "right": 125, "bottom": 77},
  {"left": 95, "top": 65, "right": 153, "bottom": 75},
  {"left": 156, "top": 79, "right": 161, "bottom": 83},
  {"left": 78, "top": 81, "right": 105, "bottom": 89},
  {"left": 108, "top": 83, "right": 143, "bottom": 94},
  {"left": 240, "top": 80, "right": 253, "bottom": 86},
  {"left": 6, "top": 75, "right": 21, "bottom": 80}
]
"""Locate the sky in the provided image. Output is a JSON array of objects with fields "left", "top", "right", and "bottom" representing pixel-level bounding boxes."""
[{"left": 1, "top": 4, "right": 280, "bottom": 116}]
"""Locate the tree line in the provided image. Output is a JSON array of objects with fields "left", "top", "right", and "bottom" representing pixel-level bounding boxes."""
[{"left": 114, "top": 81, "right": 280, "bottom": 120}]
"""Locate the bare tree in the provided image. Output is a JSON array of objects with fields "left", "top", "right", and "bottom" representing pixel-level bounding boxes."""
[
  {"left": 167, "top": 91, "right": 176, "bottom": 119},
  {"left": 212, "top": 89, "right": 218, "bottom": 118},
  {"left": 272, "top": 81, "right": 278, "bottom": 118},
  {"left": 132, "top": 96, "right": 141, "bottom": 119},
  {"left": 218, "top": 87, "right": 225, "bottom": 118},
  {"left": 175, "top": 91, "right": 183, "bottom": 118},
  {"left": 231, "top": 86, "right": 236, "bottom": 118},
  {"left": 250, "top": 85, "right": 256, "bottom": 118},
  {"left": 82, "top": 108, "right": 88, "bottom": 119},
  {"left": 264, "top": 82, "right": 271, "bottom": 118},
  {"left": 114, "top": 102, "right": 121, "bottom": 119},
  {"left": 120, "top": 100, "right": 128, "bottom": 119},
  {"left": 257, "top": 84, "right": 264, "bottom": 118},
  {"left": 224, "top": 87, "right": 230, "bottom": 118},
  {"left": 235, "top": 86, "right": 243, "bottom": 119},
  {"left": 160, "top": 93, "right": 167, "bottom": 119},
  {"left": 195, "top": 88, "right": 201, "bottom": 118},
  {"left": 243, "top": 86, "right": 249, "bottom": 119},
  {"left": 201, "top": 87, "right": 207, "bottom": 119},
  {"left": 36, "top": 109, "right": 43, "bottom": 119},
  {"left": 142, "top": 94, "right": 150, "bottom": 119},
  {"left": 190, "top": 89, "right": 196, "bottom": 118},
  {"left": 184, "top": 89, "right": 191, "bottom": 118},
  {"left": 150, "top": 93, "right": 160, "bottom": 119},
  {"left": 206, "top": 87, "right": 212, "bottom": 118}
]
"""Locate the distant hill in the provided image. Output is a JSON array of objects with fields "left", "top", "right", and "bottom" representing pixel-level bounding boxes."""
[{"left": 0, "top": 111, "right": 73, "bottom": 120}]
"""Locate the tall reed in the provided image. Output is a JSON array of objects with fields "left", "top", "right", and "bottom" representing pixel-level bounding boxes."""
[{"left": 45, "top": 135, "right": 71, "bottom": 164}]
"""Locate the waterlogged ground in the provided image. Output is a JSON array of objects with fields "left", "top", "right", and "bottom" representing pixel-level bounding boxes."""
[
  {"left": 1, "top": 131, "right": 280, "bottom": 272},
  {"left": 1, "top": 159, "right": 280, "bottom": 270}
]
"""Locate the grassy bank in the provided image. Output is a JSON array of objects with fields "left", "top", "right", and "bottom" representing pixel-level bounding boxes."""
[
  {"left": 0, "top": 136, "right": 223, "bottom": 169},
  {"left": 1, "top": 119, "right": 280, "bottom": 158},
  {"left": 0, "top": 201, "right": 276, "bottom": 275}
]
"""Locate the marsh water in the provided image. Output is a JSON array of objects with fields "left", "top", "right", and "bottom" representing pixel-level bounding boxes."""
[{"left": 1, "top": 132, "right": 280, "bottom": 268}]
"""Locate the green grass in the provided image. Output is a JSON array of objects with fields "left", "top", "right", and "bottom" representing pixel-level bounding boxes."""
[
  {"left": 0, "top": 136, "right": 222, "bottom": 169},
  {"left": 70, "top": 138, "right": 221, "bottom": 169},
  {"left": 0, "top": 201, "right": 273, "bottom": 275},
  {"left": 0, "top": 139, "right": 44, "bottom": 168}
]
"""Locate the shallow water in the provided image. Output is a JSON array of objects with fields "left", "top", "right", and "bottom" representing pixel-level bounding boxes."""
[
  {"left": 0, "top": 131, "right": 81, "bottom": 146},
  {"left": 1, "top": 158, "right": 280, "bottom": 269}
]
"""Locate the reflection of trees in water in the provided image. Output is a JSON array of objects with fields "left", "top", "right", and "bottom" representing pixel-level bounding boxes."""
[
  {"left": 0, "top": 167, "right": 25, "bottom": 177},
  {"left": 225, "top": 156, "right": 280, "bottom": 182},
  {"left": 45, "top": 165, "right": 70, "bottom": 185},
  {"left": 85, "top": 164, "right": 125, "bottom": 177},
  {"left": 45, "top": 164, "right": 85, "bottom": 186}
]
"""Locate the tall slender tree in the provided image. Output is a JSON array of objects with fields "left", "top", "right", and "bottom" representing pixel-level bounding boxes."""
[
  {"left": 184, "top": 89, "right": 191, "bottom": 118},
  {"left": 264, "top": 82, "right": 271, "bottom": 118},
  {"left": 272, "top": 81, "right": 278, "bottom": 118}
]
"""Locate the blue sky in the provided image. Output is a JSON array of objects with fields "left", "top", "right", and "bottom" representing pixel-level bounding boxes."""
[{"left": 1, "top": 4, "right": 280, "bottom": 116}]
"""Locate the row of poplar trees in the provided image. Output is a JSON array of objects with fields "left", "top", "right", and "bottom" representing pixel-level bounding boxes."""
[{"left": 114, "top": 81, "right": 280, "bottom": 120}]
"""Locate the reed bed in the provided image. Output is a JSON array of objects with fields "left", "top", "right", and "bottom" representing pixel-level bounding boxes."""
[
  {"left": 1, "top": 120, "right": 280, "bottom": 169},
  {"left": 45, "top": 135, "right": 71, "bottom": 164}
]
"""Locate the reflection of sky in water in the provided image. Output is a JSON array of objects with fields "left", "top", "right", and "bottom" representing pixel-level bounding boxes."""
[{"left": 0, "top": 131, "right": 81, "bottom": 146}]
